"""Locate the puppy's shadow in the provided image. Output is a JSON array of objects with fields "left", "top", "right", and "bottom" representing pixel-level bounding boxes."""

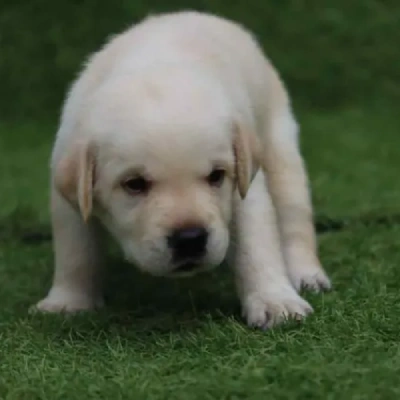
[
  {"left": 25, "top": 256, "right": 240, "bottom": 343},
  {"left": 101, "top": 255, "right": 239, "bottom": 331}
]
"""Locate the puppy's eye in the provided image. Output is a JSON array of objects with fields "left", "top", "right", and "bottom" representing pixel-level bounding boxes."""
[
  {"left": 207, "top": 168, "right": 225, "bottom": 187},
  {"left": 122, "top": 176, "right": 151, "bottom": 195}
]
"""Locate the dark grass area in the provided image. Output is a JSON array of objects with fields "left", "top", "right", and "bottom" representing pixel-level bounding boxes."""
[
  {"left": 1, "top": 1, "right": 400, "bottom": 119},
  {"left": 1, "top": 108, "right": 400, "bottom": 398}
]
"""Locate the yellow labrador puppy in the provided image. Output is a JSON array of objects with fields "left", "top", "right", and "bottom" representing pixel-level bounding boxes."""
[{"left": 34, "top": 11, "right": 331, "bottom": 329}]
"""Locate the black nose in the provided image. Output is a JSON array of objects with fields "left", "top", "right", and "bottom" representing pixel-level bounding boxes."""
[{"left": 167, "top": 226, "right": 208, "bottom": 261}]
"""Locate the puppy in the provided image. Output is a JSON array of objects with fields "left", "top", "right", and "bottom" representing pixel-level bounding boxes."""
[{"left": 34, "top": 11, "right": 331, "bottom": 329}]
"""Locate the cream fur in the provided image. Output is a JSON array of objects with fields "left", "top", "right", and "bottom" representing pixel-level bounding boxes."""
[{"left": 33, "top": 11, "right": 331, "bottom": 328}]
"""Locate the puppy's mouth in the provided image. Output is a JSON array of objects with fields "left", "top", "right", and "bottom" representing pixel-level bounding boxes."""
[
  {"left": 171, "top": 260, "right": 207, "bottom": 276},
  {"left": 175, "top": 262, "right": 199, "bottom": 273}
]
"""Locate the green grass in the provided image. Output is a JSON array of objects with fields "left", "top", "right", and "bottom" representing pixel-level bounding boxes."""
[
  {"left": 1, "top": 1, "right": 400, "bottom": 119},
  {"left": 1, "top": 106, "right": 400, "bottom": 399}
]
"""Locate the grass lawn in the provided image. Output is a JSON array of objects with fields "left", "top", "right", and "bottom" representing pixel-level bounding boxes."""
[{"left": 1, "top": 106, "right": 400, "bottom": 399}]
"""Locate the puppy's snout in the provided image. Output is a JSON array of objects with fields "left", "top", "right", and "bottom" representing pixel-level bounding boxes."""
[{"left": 167, "top": 226, "right": 208, "bottom": 260}]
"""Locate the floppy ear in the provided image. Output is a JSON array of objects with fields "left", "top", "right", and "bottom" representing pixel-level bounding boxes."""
[
  {"left": 233, "top": 122, "right": 261, "bottom": 199},
  {"left": 53, "top": 141, "right": 96, "bottom": 222}
]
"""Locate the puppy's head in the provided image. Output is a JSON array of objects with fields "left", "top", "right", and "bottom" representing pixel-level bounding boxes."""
[{"left": 54, "top": 77, "right": 260, "bottom": 277}]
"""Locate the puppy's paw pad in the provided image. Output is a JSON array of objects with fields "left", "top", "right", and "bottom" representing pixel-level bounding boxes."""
[
  {"left": 290, "top": 266, "right": 331, "bottom": 293},
  {"left": 242, "top": 288, "right": 313, "bottom": 330},
  {"left": 30, "top": 295, "right": 104, "bottom": 314}
]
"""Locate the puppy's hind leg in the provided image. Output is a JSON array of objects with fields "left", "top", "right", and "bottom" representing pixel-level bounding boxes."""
[
  {"left": 263, "top": 107, "right": 331, "bottom": 292},
  {"left": 31, "top": 189, "right": 104, "bottom": 313}
]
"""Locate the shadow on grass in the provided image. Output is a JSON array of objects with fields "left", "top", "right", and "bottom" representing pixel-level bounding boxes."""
[
  {"left": 0, "top": 208, "right": 242, "bottom": 338},
  {"left": 2, "top": 207, "right": 400, "bottom": 244},
  {"left": 24, "top": 262, "right": 241, "bottom": 341}
]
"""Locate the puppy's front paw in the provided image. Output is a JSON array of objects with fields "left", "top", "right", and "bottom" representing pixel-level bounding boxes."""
[
  {"left": 288, "top": 263, "right": 331, "bottom": 293},
  {"left": 30, "top": 288, "right": 104, "bottom": 314},
  {"left": 241, "top": 286, "right": 313, "bottom": 330}
]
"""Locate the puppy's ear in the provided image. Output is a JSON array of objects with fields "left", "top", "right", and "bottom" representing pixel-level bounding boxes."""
[
  {"left": 53, "top": 141, "right": 96, "bottom": 222},
  {"left": 233, "top": 122, "right": 261, "bottom": 199}
]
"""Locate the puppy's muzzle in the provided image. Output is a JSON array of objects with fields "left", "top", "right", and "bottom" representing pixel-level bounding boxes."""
[{"left": 167, "top": 226, "right": 208, "bottom": 269}]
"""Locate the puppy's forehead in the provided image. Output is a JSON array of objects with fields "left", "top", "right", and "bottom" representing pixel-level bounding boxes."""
[
  {"left": 103, "top": 124, "right": 233, "bottom": 177},
  {"left": 87, "top": 73, "right": 235, "bottom": 175}
]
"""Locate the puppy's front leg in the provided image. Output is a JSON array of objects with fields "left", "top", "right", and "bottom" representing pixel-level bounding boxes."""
[
  {"left": 32, "top": 188, "right": 104, "bottom": 313},
  {"left": 233, "top": 171, "right": 313, "bottom": 329},
  {"left": 264, "top": 109, "right": 331, "bottom": 292}
]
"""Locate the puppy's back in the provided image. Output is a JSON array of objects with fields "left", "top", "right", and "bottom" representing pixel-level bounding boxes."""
[{"left": 55, "top": 11, "right": 288, "bottom": 154}]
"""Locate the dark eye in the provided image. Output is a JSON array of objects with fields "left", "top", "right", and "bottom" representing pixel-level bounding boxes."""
[
  {"left": 207, "top": 169, "right": 225, "bottom": 187},
  {"left": 122, "top": 176, "right": 151, "bottom": 195}
]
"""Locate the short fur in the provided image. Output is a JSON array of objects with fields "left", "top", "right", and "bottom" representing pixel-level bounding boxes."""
[{"left": 33, "top": 11, "right": 331, "bottom": 328}]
